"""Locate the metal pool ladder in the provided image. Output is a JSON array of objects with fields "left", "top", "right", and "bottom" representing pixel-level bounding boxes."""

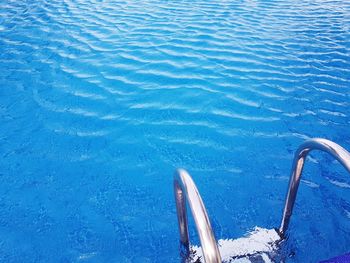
[{"left": 173, "top": 138, "right": 350, "bottom": 263}]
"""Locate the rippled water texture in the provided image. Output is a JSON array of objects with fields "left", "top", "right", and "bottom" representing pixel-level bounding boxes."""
[{"left": 1, "top": 0, "right": 350, "bottom": 262}]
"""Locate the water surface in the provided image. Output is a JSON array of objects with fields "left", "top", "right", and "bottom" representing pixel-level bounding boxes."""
[{"left": 0, "top": 0, "right": 350, "bottom": 262}]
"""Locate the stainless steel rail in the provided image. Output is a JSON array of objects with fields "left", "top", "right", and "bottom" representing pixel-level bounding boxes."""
[
  {"left": 174, "top": 138, "right": 350, "bottom": 262},
  {"left": 174, "top": 169, "right": 222, "bottom": 263},
  {"left": 279, "top": 138, "right": 350, "bottom": 236}
]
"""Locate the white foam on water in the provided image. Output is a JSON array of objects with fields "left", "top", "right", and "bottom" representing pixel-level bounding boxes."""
[{"left": 191, "top": 227, "right": 281, "bottom": 262}]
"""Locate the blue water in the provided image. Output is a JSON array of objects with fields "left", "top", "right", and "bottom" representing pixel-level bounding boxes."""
[{"left": 0, "top": 0, "right": 350, "bottom": 262}]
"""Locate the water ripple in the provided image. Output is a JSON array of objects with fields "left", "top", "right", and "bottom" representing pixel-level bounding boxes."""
[{"left": 1, "top": 0, "right": 350, "bottom": 262}]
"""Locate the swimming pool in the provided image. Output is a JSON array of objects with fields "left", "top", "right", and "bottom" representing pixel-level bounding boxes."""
[{"left": 0, "top": 0, "right": 349, "bottom": 261}]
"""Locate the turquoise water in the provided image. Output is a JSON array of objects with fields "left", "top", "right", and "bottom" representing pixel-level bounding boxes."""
[{"left": 0, "top": 0, "right": 350, "bottom": 262}]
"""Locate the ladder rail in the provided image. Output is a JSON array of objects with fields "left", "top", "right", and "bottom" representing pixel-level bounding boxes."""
[
  {"left": 280, "top": 138, "right": 350, "bottom": 236},
  {"left": 173, "top": 138, "right": 350, "bottom": 261},
  {"left": 174, "top": 169, "right": 222, "bottom": 263}
]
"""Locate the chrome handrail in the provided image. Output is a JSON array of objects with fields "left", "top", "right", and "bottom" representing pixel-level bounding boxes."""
[
  {"left": 174, "top": 169, "right": 222, "bottom": 263},
  {"left": 279, "top": 138, "right": 350, "bottom": 236}
]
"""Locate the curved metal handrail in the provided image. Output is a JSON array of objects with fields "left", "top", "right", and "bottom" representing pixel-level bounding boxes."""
[
  {"left": 279, "top": 138, "right": 350, "bottom": 236},
  {"left": 174, "top": 169, "right": 222, "bottom": 263}
]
